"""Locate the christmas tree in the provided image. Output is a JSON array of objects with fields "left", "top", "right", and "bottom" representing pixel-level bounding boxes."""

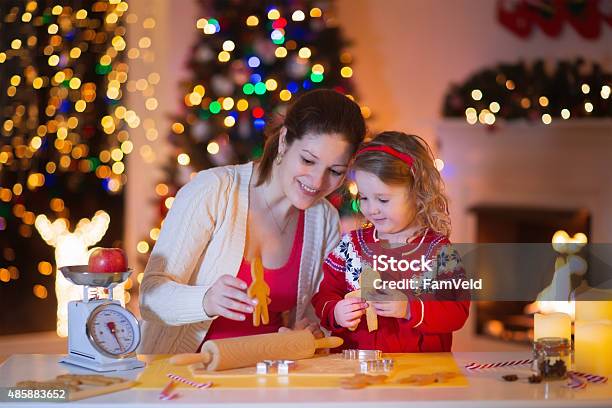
[
  {"left": 0, "top": 0, "right": 129, "bottom": 334},
  {"left": 137, "top": 0, "right": 367, "bottom": 261}
]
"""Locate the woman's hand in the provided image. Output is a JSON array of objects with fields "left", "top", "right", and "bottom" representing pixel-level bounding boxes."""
[
  {"left": 333, "top": 298, "right": 368, "bottom": 329},
  {"left": 202, "top": 275, "right": 258, "bottom": 320}
]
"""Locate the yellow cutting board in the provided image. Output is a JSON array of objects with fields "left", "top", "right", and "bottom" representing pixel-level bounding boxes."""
[
  {"left": 136, "top": 353, "right": 468, "bottom": 389},
  {"left": 191, "top": 353, "right": 358, "bottom": 377}
]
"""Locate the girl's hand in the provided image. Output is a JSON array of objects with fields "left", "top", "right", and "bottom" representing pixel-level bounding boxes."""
[
  {"left": 370, "top": 300, "right": 409, "bottom": 319},
  {"left": 333, "top": 298, "right": 368, "bottom": 329},
  {"left": 278, "top": 317, "right": 325, "bottom": 339},
  {"left": 370, "top": 288, "right": 409, "bottom": 319},
  {"left": 203, "top": 275, "right": 258, "bottom": 320}
]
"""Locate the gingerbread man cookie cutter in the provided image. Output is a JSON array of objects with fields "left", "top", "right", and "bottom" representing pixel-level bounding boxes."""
[{"left": 248, "top": 256, "right": 270, "bottom": 326}]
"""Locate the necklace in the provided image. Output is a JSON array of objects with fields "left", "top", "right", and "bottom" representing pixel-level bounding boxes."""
[
  {"left": 400, "top": 228, "right": 429, "bottom": 256},
  {"left": 374, "top": 226, "right": 429, "bottom": 255},
  {"left": 260, "top": 192, "right": 296, "bottom": 234}
]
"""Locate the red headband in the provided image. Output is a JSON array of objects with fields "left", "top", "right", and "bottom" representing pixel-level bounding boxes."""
[{"left": 356, "top": 146, "right": 414, "bottom": 167}]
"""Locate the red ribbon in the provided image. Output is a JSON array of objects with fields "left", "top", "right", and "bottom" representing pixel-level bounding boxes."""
[{"left": 356, "top": 146, "right": 413, "bottom": 167}]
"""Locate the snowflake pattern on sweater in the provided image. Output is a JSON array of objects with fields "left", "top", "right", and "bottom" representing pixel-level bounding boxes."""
[
  {"left": 324, "top": 226, "right": 465, "bottom": 295},
  {"left": 331, "top": 233, "right": 362, "bottom": 289}
]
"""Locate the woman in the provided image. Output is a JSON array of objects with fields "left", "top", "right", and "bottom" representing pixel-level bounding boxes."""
[{"left": 139, "top": 89, "right": 366, "bottom": 353}]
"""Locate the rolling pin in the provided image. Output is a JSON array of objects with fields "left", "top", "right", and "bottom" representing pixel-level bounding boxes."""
[{"left": 169, "top": 329, "right": 343, "bottom": 371}]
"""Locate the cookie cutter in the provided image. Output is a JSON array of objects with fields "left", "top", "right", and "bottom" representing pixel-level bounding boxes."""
[
  {"left": 359, "top": 359, "right": 394, "bottom": 374},
  {"left": 256, "top": 360, "right": 296, "bottom": 375},
  {"left": 342, "top": 349, "right": 383, "bottom": 361},
  {"left": 277, "top": 360, "right": 295, "bottom": 375}
]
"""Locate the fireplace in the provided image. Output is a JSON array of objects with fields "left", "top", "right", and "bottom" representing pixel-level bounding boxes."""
[
  {"left": 471, "top": 206, "right": 590, "bottom": 343},
  {"left": 436, "top": 119, "right": 611, "bottom": 350}
]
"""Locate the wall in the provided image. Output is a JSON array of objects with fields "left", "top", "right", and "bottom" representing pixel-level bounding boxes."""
[
  {"left": 125, "top": 0, "right": 199, "bottom": 269},
  {"left": 438, "top": 120, "right": 612, "bottom": 243},
  {"left": 335, "top": 0, "right": 612, "bottom": 142}
]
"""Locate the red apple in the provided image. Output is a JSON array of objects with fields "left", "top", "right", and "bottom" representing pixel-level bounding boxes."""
[{"left": 88, "top": 248, "right": 128, "bottom": 273}]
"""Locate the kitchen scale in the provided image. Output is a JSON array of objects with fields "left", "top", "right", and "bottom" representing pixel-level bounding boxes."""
[{"left": 58, "top": 265, "right": 145, "bottom": 372}]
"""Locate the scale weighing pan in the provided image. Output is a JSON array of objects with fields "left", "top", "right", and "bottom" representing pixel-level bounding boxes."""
[{"left": 59, "top": 265, "right": 133, "bottom": 288}]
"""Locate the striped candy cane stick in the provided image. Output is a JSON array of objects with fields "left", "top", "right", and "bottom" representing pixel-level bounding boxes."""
[
  {"left": 465, "top": 359, "right": 533, "bottom": 370},
  {"left": 167, "top": 373, "right": 213, "bottom": 389},
  {"left": 464, "top": 361, "right": 608, "bottom": 384},
  {"left": 566, "top": 373, "right": 587, "bottom": 390},
  {"left": 159, "top": 380, "right": 178, "bottom": 400},
  {"left": 568, "top": 371, "right": 608, "bottom": 384}
]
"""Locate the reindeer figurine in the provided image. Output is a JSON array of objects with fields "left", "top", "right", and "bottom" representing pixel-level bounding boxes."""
[
  {"left": 527, "top": 230, "right": 588, "bottom": 317},
  {"left": 34, "top": 210, "right": 123, "bottom": 337}
]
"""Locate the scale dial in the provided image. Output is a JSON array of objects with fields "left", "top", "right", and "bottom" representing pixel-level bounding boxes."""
[{"left": 86, "top": 302, "right": 141, "bottom": 358}]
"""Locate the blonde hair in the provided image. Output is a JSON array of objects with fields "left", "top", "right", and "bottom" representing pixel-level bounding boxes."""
[{"left": 352, "top": 131, "right": 451, "bottom": 237}]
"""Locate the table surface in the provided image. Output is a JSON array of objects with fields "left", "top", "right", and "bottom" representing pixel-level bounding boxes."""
[{"left": 0, "top": 352, "right": 610, "bottom": 407}]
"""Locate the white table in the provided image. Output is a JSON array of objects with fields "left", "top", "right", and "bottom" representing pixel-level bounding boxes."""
[{"left": 0, "top": 352, "right": 610, "bottom": 407}]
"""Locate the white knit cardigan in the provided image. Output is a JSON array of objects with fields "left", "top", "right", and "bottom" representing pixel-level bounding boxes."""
[{"left": 138, "top": 162, "right": 341, "bottom": 353}]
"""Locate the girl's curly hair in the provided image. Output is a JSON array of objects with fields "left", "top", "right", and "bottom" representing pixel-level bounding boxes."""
[{"left": 352, "top": 131, "right": 451, "bottom": 237}]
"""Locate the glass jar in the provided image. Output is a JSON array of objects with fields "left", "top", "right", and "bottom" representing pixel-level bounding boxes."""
[{"left": 532, "top": 337, "right": 570, "bottom": 380}]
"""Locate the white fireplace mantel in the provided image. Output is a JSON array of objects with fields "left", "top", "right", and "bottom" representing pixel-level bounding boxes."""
[{"left": 436, "top": 119, "right": 612, "bottom": 243}]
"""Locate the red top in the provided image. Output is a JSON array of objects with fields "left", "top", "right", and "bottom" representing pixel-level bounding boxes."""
[
  {"left": 312, "top": 226, "right": 470, "bottom": 353},
  {"left": 197, "top": 210, "right": 304, "bottom": 349}
]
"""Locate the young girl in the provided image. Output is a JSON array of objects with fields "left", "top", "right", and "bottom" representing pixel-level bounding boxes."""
[{"left": 312, "top": 131, "right": 469, "bottom": 352}]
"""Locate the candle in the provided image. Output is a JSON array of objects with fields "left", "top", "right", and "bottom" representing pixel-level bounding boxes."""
[
  {"left": 534, "top": 312, "right": 571, "bottom": 341},
  {"left": 574, "top": 320, "right": 612, "bottom": 376},
  {"left": 575, "top": 300, "right": 612, "bottom": 322}
]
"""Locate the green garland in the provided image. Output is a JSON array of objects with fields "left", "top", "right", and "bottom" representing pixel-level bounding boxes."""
[{"left": 443, "top": 58, "right": 611, "bottom": 124}]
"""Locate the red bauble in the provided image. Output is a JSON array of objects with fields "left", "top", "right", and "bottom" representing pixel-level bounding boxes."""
[{"left": 88, "top": 248, "right": 128, "bottom": 273}]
